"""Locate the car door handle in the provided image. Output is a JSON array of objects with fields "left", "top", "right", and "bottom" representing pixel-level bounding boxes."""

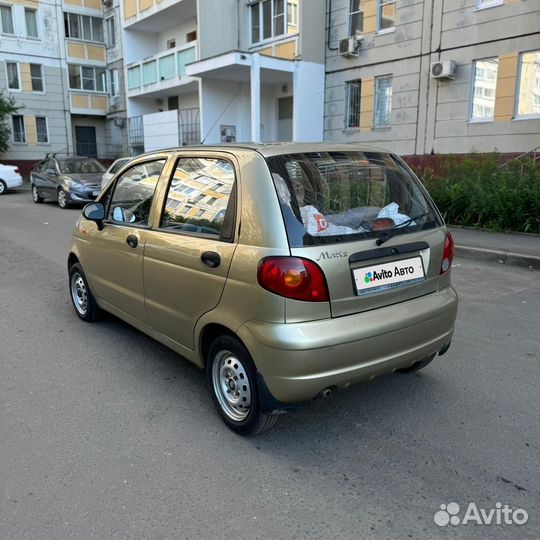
[
  {"left": 126, "top": 234, "right": 138, "bottom": 248},
  {"left": 201, "top": 251, "right": 221, "bottom": 268}
]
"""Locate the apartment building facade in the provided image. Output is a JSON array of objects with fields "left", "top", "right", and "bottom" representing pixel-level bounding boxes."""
[
  {"left": 124, "top": 0, "right": 326, "bottom": 154},
  {"left": 0, "top": 0, "right": 127, "bottom": 172},
  {"left": 325, "top": 0, "right": 540, "bottom": 157}
]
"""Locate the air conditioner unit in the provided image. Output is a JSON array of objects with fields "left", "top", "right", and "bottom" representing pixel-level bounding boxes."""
[
  {"left": 339, "top": 37, "right": 361, "bottom": 58},
  {"left": 431, "top": 60, "right": 456, "bottom": 80}
]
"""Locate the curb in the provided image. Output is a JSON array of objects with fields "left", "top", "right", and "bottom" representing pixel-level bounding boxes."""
[{"left": 455, "top": 245, "right": 540, "bottom": 271}]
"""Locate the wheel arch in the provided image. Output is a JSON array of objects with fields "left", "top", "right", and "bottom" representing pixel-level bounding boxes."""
[{"left": 198, "top": 323, "right": 246, "bottom": 369}]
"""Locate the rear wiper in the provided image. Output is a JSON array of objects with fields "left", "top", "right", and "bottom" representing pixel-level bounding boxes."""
[{"left": 375, "top": 211, "right": 432, "bottom": 246}]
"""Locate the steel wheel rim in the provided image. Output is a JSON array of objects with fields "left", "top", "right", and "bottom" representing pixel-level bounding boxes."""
[
  {"left": 70, "top": 272, "right": 88, "bottom": 315},
  {"left": 58, "top": 190, "right": 67, "bottom": 207},
  {"left": 212, "top": 350, "right": 251, "bottom": 422},
  {"left": 32, "top": 186, "right": 38, "bottom": 201},
  {"left": 0, "top": 182, "right": 5, "bottom": 194}
]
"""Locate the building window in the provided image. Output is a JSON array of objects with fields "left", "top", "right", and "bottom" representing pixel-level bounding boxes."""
[
  {"left": 250, "top": 0, "right": 299, "bottom": 44},
  {"left": 349, "top": 0, "right": 363, "bottom": 37},
  {"left": 30, "top": 64, "right": 44, "bottom": 92},
  {"left": 516, "top": 50, "right": 540, "bottom": 118},
  {"left": 470, "top": 58, "right": 498, "bottom": 121},
  {"left": 36, "top": 117, "right": 48, "bottom": 143},
  {"left": 476, "top": 0, "right": 504, "bottom": 9},
  {"left": 25, "top": 8, "right": 39, "bottom": 38},
  {"left": 166, "top": 38, "right": 176, "bottom": 49},
  {"left": 64, "top": 12, "right": 104, "bottom": 43},
  {"left": 377, "top": 0, "right": 396, "bottom": 32},
  {"left": 6, "top": 62, "right": 20, "bottom": 90},
  {"left": 69, "top": 65, "right": 107, "bottom": 92},
  {"left": 12, "top": 115, "right": 26, "bottom": 143},
  {"left": 106, "top": 17, "right": 115, "bottom": 47},
  {"left": 345, "top": 80, "right": 361, "bottom": 128},
  {"left": 0, "top": 4, "right": 14, "bottom": 34},
  {"left": 373, "top": 75, "right": 392, "bottom": 128},
  {"left": 109, "top": 68, "right": 119, "bottom": 97}
]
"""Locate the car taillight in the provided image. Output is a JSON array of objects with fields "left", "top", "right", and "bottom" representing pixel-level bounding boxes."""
[
  {"left": 14, "top": 168, "right": 20, "bottom": 174},
  {"left": 257, "top": 257, "right": 329, "bottom": 302},
  {"left": 440, "top": 231, "right": 455, "bottom": 274}
]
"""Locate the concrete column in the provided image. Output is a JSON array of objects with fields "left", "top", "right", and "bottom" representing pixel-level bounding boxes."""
[{"left": 250, "top": 53, "right": 261, "bottom": 143}]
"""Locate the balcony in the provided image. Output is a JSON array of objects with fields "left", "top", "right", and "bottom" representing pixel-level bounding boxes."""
[
  {"left": 128, "top": 108, "right": 200, "bottom": 151},
  {"left": 123, "top": 0, "right": 196, "bottom": 31},
  {"left": 69, "top": 91, "right": 108, "bottom": 115},
  {"left": 127, "top": 43, "right": 197, "bottom": 98}
]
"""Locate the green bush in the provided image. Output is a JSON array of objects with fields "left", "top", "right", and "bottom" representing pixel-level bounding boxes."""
[{"left": 413, "top": 154, "right": 540, "bottom": 234}]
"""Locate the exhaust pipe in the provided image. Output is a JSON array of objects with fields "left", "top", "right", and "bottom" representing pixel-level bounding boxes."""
[{"left": 321, "top": 388, "right": 334, "bottom": 399}]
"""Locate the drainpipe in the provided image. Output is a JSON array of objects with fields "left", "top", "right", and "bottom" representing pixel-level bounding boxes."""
[{"left": 250, "top": 53, "right": 261, "bottom": 143}]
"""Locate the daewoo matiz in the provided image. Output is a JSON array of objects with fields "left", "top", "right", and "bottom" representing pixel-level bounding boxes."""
[{"left": 68, "top": 144, "right": 458, "bottom": 435}]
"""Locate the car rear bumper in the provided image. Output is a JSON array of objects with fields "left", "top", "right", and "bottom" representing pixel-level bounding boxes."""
[
  {"left": 238, "top": 286, "right": 458, "bottom": 404},
  {"left": 6, "top": 177, "right": 23, "bottom": 189}
]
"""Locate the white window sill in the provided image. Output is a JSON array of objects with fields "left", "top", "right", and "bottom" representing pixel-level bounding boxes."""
[
  {"left": 513, "top": 114, "right": 540, "bottom": 121},
  {"left": 250, "top": 32, "right": 299, "bottom": 49},
  {"left": 376, "top": 28, "right": 395, "bottom": 36},
  {"left": 474, "top": 1, "right": 504, "bottom": 12},
  {"left": 343, "top": 127, "right": 361, "bottom": 132},
  {"left": 372, "top": 125, "right": 391, "bottom": 131},
  {"left": 7, "top": 88, "right": 22, "bottom": 93},
  {"left": 467, "top": 118, "right": 494, "bottom": 123},
  {"left": 66, "top": 37, "right": 106, "bottom": 46}
]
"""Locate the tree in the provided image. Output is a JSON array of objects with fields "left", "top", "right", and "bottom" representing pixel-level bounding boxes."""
[{"left": 0, "top": 89, "right": 20, "bottom": 155}]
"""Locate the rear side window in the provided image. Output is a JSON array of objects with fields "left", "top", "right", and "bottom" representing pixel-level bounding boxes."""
[
  {"left": 267, "top": 151, "right": 442, "bottom": 247},
  {"left": 160, "top": 157, "right": 235, "bottom": 239},
  {"left": 107, "top": 159, "right": 165, "bottom": 226}
]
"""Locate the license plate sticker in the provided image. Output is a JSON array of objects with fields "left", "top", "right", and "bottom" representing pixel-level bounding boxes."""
[{"left": 353, "top": 256, "right": 425, "bottom": 295}]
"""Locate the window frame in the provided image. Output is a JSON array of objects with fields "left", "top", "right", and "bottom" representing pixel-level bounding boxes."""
[
  {"left": 157, "top": 154, "right": 238, "bottom": 243},
  {"left": 24, "top": 7, "right": 39, "bottom": 39},
  {"left": 514, "top": 49, "right": 540, "bottom": 120},
  {"left": 349, "top": 0, "right": 363, "bottom": 37},
  {"left": 344, "top": 79, "right": 361, "bottom": 129},
  {"left": 30, "top": 63, "right": 45, "bottom": 93},
  {"left": 5, "top": 61, "right": 21, "bottom": 91},
  {"left": 108, "top": 68, "right": 119, "bottom": 97},
  {"left": 106, "top": 16, "right": 115, "bottom": 47},
  {"left": 64, "top": 12, "right": 104, "bottom": 43},
  {"left": 249, "top": 0, "right": 299, "bottom": 46},
  {"left": 469, "top": 57, "right": 499, "bottom": 123},
  {"left": 68, "top": 64, "right": 107, "bottom": 93},
  {"left": 102, "top": 158, "right": 168, "bottom": 230},
  {"left": 35, "top": 116, "right": 49, "bottom": 144},
  {"left": 373, "top": 75, "right": 393, "bottom": 129},
  {"left": 12, "top": 115, "right": 26, "bottom": 144},
  {"left": 0, "top": 3, "right": 14, "bottom": 35},
  {"left": 376, "top": 0, "right": 396, "bottom": 34}
]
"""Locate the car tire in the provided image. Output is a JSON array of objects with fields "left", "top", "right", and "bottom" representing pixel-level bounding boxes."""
[
  {"left": 31, "top": 184, "right": 44, "bottom": 203},
  {"left": 57, "top": 188, "right": 70, "bottom": 209},
  {"left": 0, "top": 180, "right": 6, "bottom": 195},
  {"left": 397, "top": 353, "right": 436, "bottom": 373},
  {"left": 69, "top": 263, "right": 102, "bottom": 322},
  {"left": 207, "top": 334, "right": 279, "bottom": 436}
]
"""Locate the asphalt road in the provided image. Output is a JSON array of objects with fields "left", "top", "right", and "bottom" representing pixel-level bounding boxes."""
[{"left": 1, "top": 187, "right": 539, "bottom": 540}]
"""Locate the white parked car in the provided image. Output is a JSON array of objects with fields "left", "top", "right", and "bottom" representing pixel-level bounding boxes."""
[
  {"left": 101, "top": 158, "right": 131, "bottom": 190},
  {"left": 0, "top": 163, "right": 23, "bottom": 194}
]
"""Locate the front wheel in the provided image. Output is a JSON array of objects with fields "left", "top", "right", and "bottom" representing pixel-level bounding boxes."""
[
  {"left": 207, "top": 335, "right": 279, "bottom": 436},
  {"left": 57, "top": 188, "right": 70, "bottom": 209},
  {"left": 31, "top": 184, "right": 44, "bottom": 203},
  {"left": 69, "top": 263, "right": 102, "bottom": 322}
]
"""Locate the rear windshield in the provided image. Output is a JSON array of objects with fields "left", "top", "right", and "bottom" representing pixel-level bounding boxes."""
[
  {"left": 58, "top": 158, "right": 105, "bottom": 174},
  {"left": 267, "top": 151, "right": 442, "bottom": 247}
]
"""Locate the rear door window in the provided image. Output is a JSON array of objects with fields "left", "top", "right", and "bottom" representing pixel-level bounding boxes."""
[
  {"left": 107, "top": 159, "right": 165, "bottom": 226},
  {"left": 159, "top": 157, "right": 236, "bottom": 240},
  {"left": 267, "top": 151, "right": 442, "bottom": 247}
]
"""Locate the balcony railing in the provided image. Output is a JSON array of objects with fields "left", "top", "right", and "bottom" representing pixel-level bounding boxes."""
[{"left": 127, "top": 43, "right": 197, "bottom": 93}]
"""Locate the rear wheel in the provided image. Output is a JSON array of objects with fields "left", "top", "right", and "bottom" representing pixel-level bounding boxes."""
[
  {"left": 69, "top": 263, "right": 102, "bottom": 322},
  {"left": 0, "top": 180, "right": 6, "bottom": 195},
  {"left": 31, "top": 184, "right": 44, "bottom": 203},
  {"left": 397, "top": 353, "right": 436, "bottom": 373},
  {"left": 57, "top": 188, "right": 70, "bottom": 209},
  {"left": 207, "top": 335, "right": 279, "bottom": 436}
]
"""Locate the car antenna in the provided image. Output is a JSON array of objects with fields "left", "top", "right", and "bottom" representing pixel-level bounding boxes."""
[{"left": 200, "top": 94, "right": 238, "bottom": 144}]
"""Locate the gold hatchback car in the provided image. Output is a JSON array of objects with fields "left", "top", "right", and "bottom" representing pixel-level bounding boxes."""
[{"left": 68, "top": 144, "right": 458, "bottom": 435}]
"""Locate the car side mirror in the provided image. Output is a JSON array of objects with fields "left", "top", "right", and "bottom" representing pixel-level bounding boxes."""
[
  {"left": 82, "top": 202, "right": 105, "bottom": 230},
  {"left": 46, "top": 168, "right": 57, "bottom": 176}
]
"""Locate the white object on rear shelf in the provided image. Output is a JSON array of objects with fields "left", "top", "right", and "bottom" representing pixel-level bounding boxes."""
[
  {"left": 300, "top": 205, "right": 360, "bottom": 236},
  {"left": 376, "top": 203, "right": 414, "bottom": 226}
]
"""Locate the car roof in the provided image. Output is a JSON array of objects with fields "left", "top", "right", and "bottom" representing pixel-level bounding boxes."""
[{"left": 132, "top": 142, "right": 390, "bottom": 160}]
